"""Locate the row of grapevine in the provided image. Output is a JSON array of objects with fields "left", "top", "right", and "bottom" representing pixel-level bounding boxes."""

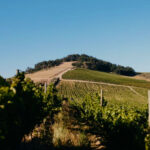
[
  {"left": 57, "top": 81, "right": 147, "bottom": 108},
  {"left": 70, "top": 93, "right": 148, "bottom": 150},
  {"left": 0, "top": 73, "right": 61, "bottom": 150}
]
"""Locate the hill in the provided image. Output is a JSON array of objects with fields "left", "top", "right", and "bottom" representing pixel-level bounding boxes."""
[
  {"left": 26, "top": 54, "right": 136, "bottom": 76},
  {"left": 25, "top": 60, "right": 149, "bottom": 109}
]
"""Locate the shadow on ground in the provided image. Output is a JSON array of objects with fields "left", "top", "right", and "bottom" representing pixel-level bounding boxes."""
[{"left": 18, "top": 137, "right": 91, "bottom": 150}]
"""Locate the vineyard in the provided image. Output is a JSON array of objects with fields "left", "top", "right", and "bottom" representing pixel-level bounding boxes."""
[
  {"left": 1, "top": 69, "right": 150, "bottom": 150},
  {"left": 57, "top": 81, "right": 147, "bottom": 108},
  {"left": 2, "top": 0, "right": 150, "bottom": 148},
  {"left": 69, "top": 93, "right": 148, "bottom": 150},
  {"left": 56, "top": 68, "right": 150, "bottom": 149}
]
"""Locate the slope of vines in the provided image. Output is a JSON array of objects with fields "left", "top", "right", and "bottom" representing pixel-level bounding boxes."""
[{"left": 57, "top": 81, "right": 147, "bottom": 108}]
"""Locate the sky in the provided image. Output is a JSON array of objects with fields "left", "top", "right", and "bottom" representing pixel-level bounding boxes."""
[{"left": 0, "top": 0, "right": 150, "bottom": 78}]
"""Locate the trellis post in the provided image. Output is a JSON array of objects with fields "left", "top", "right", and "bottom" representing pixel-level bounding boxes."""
[
  {"left": 101, "top": 89, "right": 103, "bottom": 106},
  {"left": 148, "top": 90, "right": 150, "bottom": 127},
  {"left": 44, "top": 82, "right": 47, "bottom": 94}
]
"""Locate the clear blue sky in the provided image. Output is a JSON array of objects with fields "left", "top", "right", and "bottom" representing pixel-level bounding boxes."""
[{"left": 0, "top": 0, "right": 150, "bottom": 78}]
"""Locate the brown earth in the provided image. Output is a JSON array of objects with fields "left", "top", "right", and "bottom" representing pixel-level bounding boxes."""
[
  {"left": 25, "top": 62, "right": 74, "bottom": 83},
  {"left": 133, "top": 73, "right": 150, "bottom": 81}
]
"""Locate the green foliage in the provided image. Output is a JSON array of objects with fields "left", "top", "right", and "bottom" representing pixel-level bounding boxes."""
[
  {"left": 0, "top": 73, "right": 44, "bottom": 149},
  {"left": 26, "top": 59, "right": 62, "bottom": 73},
  {"left": 70, "top": 93, "right": 103, "bottom": 121},
  {"left": 43, "top": 84, "right": 62, "bottom": 117},
  {"left": 57, "top": 81, "right": 148, "bottom": 110},
  {"left": 0, "top": 73, "right": 61, "bottom": 150},
  {"left": 70, "top": 94, "right": 148, "bottom": 150},
  {"left": 114, "top": 65, "right": 136, "bottom": 76},
  {"left": 102, "top": 105, "right": 147, "bottom": 150},
  {"left": 145, "top": 131, "right": 150, "bottom": 150},
  {"left": 0, "top": 75, "right": 8, "bottom": 87},
  {"left": 63, "top": 68, "right": 150, "bottom": 88}
]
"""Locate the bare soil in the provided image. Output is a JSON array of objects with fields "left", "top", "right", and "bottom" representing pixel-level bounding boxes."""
[
  {"left": 133, "top": 73, "right": 150, "bottom": 81},
  {"left": 25, "top": 62, "right": 74, "bottom": 83}
]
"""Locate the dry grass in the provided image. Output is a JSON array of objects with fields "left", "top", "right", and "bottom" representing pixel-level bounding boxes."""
[
  {"left": 52, "top": 101, "right": 89, "bottom": 148},
  {"left": 133, "top": 73, "right": 150, "bottom": 81},
  {"left": 25, "top": 62, "right": 74, "bottom": 83},
  {"left": 20, "top": 100, "right": 106, "bottom": 150},
  {"left": 52, "top": 121, "right": 88, "bottom": 147}
]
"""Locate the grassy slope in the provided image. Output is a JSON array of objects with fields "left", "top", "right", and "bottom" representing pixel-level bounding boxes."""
[{"left": 62, "top": 68, "right": 150, "bottom": 89}]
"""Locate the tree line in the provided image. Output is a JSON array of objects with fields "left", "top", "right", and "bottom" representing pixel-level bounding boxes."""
[{"left": 26, "top": 54, "right": 136, "bottom": 76}]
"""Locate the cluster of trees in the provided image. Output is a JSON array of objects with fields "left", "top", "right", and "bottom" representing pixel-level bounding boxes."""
[
  {"left": 72, "top": 54, "right": 136, "bottom": 76},
  {"left": 25, "top": 54, "right": 81, "bottom": 73},
  {"left": 0, "top": 73, "right": 61, "bottom": 150},
  {"left": 26, "top": 59, "right": 62, "bottom": 73},
  {"left": 26, "top": 54, "right": 136, "bottom": 76}
]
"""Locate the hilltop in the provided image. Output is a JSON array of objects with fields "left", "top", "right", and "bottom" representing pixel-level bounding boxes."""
[{"left": 26, "top": 54, "right": 136, "bottom": 76}]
